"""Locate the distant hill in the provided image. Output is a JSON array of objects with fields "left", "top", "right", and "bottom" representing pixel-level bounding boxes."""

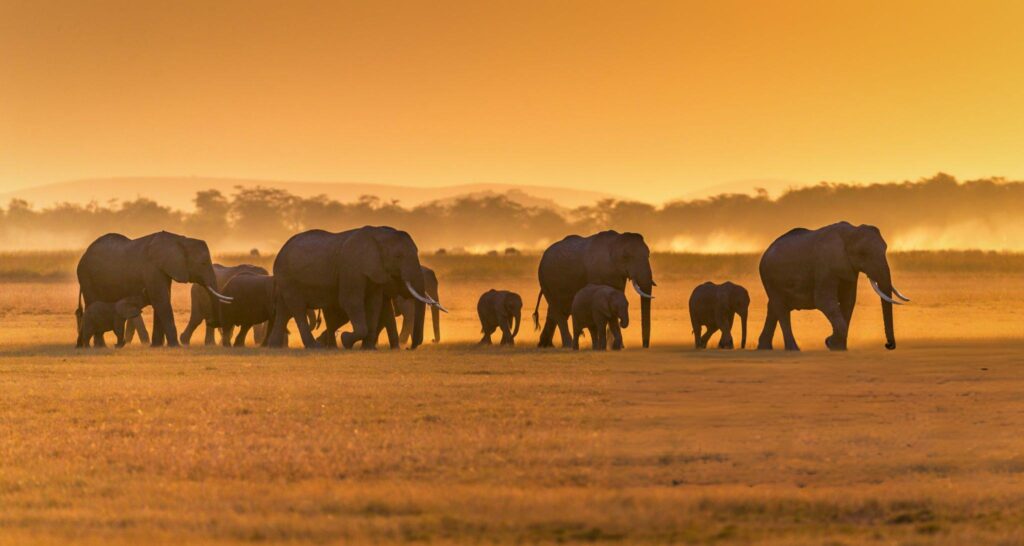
[
  {"left": 0, "top": 177, "right": 624, "bottom": 211},
  {"left": 673, "top": 178, "right": 805, "bottom": 201}
]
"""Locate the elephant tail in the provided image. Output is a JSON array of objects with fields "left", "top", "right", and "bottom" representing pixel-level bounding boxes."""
[
  {"left": 532, "top": 289, "right": 543, "bottom": 331},
  {"left": 76, "top": 289, "right": 84, "bottom": 319}
]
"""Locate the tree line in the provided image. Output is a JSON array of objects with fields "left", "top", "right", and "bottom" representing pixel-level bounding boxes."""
[{"left": 1, "top": 173, "right": 1021, "bottom": 252}]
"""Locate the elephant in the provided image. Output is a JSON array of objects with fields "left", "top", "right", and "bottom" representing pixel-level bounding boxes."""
[
  {"left": 571, "top": 284, "right": 629, "bottom": 351},
  {"left": 76, "top": 231, "right": 232, "bottom": 347},
  {"left": 688, "top": 281, "right": 749, "bottom": 349},
  {"left": 393, "top": 266, "right": 441, "bottom": 346},
  {"left": 75, "top": 296, "right": 144, "bottom": 348},
  {"left": 267, "top": 226, "right": 445, "bottom": 349},
  {"left": 122, "top": 316, "right": 151, "bottom": 345},
  {"left": 477, "top": 289, "right": 522, "bottom": 345},
  {"left": 533, "top": 231, "right": 654, "bottom": 348},
  {"left": 179, "top": 263, "right": 268, "bottom": 346},
  {"left": 757, "top": 221, "right": 910, "bottom": 351},
  {"left": 217, "top": 272, "right": 279, "bottom": 347}
]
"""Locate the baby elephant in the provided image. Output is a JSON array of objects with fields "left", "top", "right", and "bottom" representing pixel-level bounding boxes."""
[
  {"left": 220, "top": 272, "right": 278, "bottom": 347},
  {"left": 477, "top": 289, "right": 523, "bottom": 345},
  {"left": 76, "top": 298, "right": 144, "bottom": 348},
  {"left": 572, "top": 284, "right": 629, "bottom": 351},
  {"left": 689, "top": 281, "right": 749, "bottom": 349}
]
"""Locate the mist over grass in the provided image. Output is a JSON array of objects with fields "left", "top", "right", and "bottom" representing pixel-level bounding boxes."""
[{"left": 1, "top": 173, "right": 1022, "bottom": 253}]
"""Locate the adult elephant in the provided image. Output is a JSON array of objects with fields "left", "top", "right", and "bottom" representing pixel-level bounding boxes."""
[
  {"left": 76, "top": 231, "right": 232, "bottom": 347},
  {"left": 179, "top": 263, "right": 268, "bottom": 345},
  {"left": 533, "top": 230, "right": 655, "bottom": 348},
  {"left": 267, "top": 226, "right": 444, "bottom": 349},
  {"left": 757, "top": 221, "right": 910, "bottom": 351},
  {"left": 393, "top": 265, "right": 441, "bottom": 346}
]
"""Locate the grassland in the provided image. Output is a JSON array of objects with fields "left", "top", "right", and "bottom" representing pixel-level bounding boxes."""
[{"left": 1, "top": 251, "right": 1023, "bottom": 545}]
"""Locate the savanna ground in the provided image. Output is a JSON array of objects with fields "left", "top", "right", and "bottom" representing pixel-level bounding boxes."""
[{"left": 1, "top": 251, "right": 1023, "bottom": 545}]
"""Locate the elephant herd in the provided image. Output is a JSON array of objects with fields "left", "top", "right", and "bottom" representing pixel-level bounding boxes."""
[{"left": 74, "top": 221, "right": 909, "bottom": 352}]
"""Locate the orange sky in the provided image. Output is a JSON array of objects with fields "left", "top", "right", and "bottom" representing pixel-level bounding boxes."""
[{"left": 3, "top": 0, "right": 1024, "bottom": 203}]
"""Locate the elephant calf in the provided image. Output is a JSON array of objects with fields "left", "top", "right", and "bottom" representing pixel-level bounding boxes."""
[
  {"left": 571, "top": 284, "right": 629, "bottom": 351},
  {"left": 76, "top": 298, "right": 143, "bottom": 348},
  {"left": 219, "top": 272, "right": 279, "bottom": 347},
  {"left": 477, "top": 290, "right": 523, "bottom": 345},
  {"left": 688, "top": 281, "right": 749, "bottom": 349}
]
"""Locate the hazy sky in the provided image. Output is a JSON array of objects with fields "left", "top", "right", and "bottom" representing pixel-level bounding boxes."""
[{"left": 3, "top": 0, "right": 1024, "bottom": 202}]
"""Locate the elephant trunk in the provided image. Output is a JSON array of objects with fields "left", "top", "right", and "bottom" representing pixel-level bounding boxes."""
[
  {"left": 199, "top": 268, "right": 223, "bottom": 328},
  {"left": 511, "top": 309, "right": 521, "bottom": 339},
  {"left": 402, "top": 261, "right": 427, "bottom": 349},
  {"left": 630, "top": 264, "right": 654, "bottom": 348},
  {"left": 431, "top": 304, "right": 441, "bottom": 343},
  {"left": 870, "top": 264, "right": 897, "bottom": 350}
]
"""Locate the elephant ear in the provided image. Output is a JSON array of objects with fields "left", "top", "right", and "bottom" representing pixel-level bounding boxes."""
[
  {"left": 114, "top": 300, "right": 142, "bottom": 320},
  {"left": 147, "top": 233, "right": 189, "bottom": 283},
  {"left": 340, "top": 229, "right": 388, "bottom": 284}
]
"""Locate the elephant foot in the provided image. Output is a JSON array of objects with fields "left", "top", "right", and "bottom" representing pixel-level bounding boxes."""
[
  {"left": 825, "top": 335, "right": 847, "bottom": 351},
  {"left": 340, "top": 332, "right": 359, "bottom": 349},
  {"left": 179, "top": 335, "right": 190, "bottom": 346},
  {"left": 885, "top": 342, "right": 896, "bottom": 350}
]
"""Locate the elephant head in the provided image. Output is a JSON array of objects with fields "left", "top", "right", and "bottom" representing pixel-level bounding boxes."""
[
  {"left": 343, "top": 227, "right": 445, "bottom": 349},
  {"left": 146, "top": 231, "right": 232, "bottom": 327},
  {"left": 503, "top": 292, "right": 523, "bottom": 339},
  {"left": 717, "top": 283, "right": 749, "bottom": 349},
  {"left": 113, "top": 299, "right": 143, "bottom": 347},
  {"left": 609, "top": 232, "right": 653, "bottom": 347},
  {"left": 610, "top": 291, "right": 629, "bottom": 329},
  {"left": 841, "top": 224, "right": 909, "bottom": 350}
]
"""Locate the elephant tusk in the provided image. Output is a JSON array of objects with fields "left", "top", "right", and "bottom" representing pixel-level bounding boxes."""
[
  {"left": 405, "top": 281, "right": 449, "bottom": 312},
  {"left": 892, "top": 286, "right": 911, "bottom": 302},
  {"left": 632, "top": 279, "right": 654, "bottom": 299},
  {"left": 869, "top": 280, "right": 902, "bottom": 305},
  {"left": 432, "top": 300, "right": 450, "bottom": 313},
  {"left": 207, "top": 286, "right": 234, "bottom": 303}
]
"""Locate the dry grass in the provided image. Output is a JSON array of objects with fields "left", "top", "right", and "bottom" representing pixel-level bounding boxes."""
[{"left": 1, "top": 252, "right": 1023, "bottom": 544}]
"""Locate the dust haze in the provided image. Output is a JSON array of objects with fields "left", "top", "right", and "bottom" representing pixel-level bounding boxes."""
[{"left": 1, "top": 173, "right": 1020, "bottom": 254}]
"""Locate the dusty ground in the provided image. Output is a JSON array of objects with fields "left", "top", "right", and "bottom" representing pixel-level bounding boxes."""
[{"left": 1, "top": 261, "right": 1023, "bottom": 544}]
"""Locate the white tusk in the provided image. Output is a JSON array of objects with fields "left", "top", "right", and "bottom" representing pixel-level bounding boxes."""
[
  {"left": 870, "top": 280, "right": 902, "bottom": 305},
  {"left": 632, "top": 279, "right": 654, "bottom": 299},
  {"left": 207, "top": 286, "right": 234, "bottom": 303},
  {"left": 405, "top": 281, "right": 433, "bottom": 305},
  {"left": 892, "top": 286, "right": 911, "bottom": 302}
]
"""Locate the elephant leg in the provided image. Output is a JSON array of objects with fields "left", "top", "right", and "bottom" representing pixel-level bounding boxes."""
[
  {"left": 133, "top": 316, "right": 150, "bottom": 344},
  {"left": 234, "top": 324, "right": 252, "bottom": 347},
  {"left": 835, "top": 280, "right": 857, "bottom": 346},
  {"left": 93, "top": 332, "right": 106, "bottom": 347},
  {"left": 692, "top": 316, "right": 703, "bottom": 349},
  {"left": 316, "top": 308, "right": 345, "bottom": 348},
  {"left": 340, "top": 286, "right": 374, "bottom": 350},
  {"left": 818, "top": 285, "right": 849, "bottom": 351},
  {"left": 253, "top": 322, "right": 268, "bottom": 345},
  {"left": 700, "top": 325, "right": 718, "bottom": 348},
  {"left": 774, "top": 304, "right": 799, "bottom": 351},
  {"left": 397, "top": 298, "right": 414, "bottom": 345},
  {"left": 538, "top": 307, "right": 559, "bottom": 348},
  {"left": 609, "top": 323, "right": 623, "bottom": 350},
  {"left": 379, "top": 300, "right": 400, "bottom": 349},
  {"left": 282, "top": 291, "right": 318, "bottom": 348},
  {"left": 479, "top": 328, "right": 493, "bottom": 345},
  {"left": 221, "top": 325, "right": 235, "bottom": 347},
  {"left": 266, "top": 297, "right": 290, "bottom": 348},
  {"left": 572, "top": 325, "right": 582, "bottom": 350},
  {"left": 150, "top": 299, "right": 178, "bottom": 347},
  {"left": 589, "top": 328, "right": 600, "bottom": 350},
  {"left": 557, "top": 313, "right": 572, "bottom": 349},
  {"left": 499, "top": 317, "right": 514, "bottom": 346},
  {"left": 180, "top": 313, "right": 202, "bottom": 345},
  {"left": 360, "top": 287, "right": 385, "bottom": 350},
  {"left": 202, "top": 321, "right": 217, "bottom": 345},
  {"left": 124, "top": 318, "right": 136, "bottom": 344},
  {"left": 718, "top": 315, "right": 735, "bottom": 349},
  {"left": 757, "top": 304, "right": 779, "bottom": 350}
]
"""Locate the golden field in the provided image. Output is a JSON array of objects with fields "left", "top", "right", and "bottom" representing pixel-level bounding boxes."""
[{"left": 1, "top": 252, "right": 1023, "bottom": 545}]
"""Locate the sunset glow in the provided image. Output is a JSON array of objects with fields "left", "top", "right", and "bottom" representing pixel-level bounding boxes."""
[{"left": 4, "top": 0, "right": 1024, "bottom": 202}]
